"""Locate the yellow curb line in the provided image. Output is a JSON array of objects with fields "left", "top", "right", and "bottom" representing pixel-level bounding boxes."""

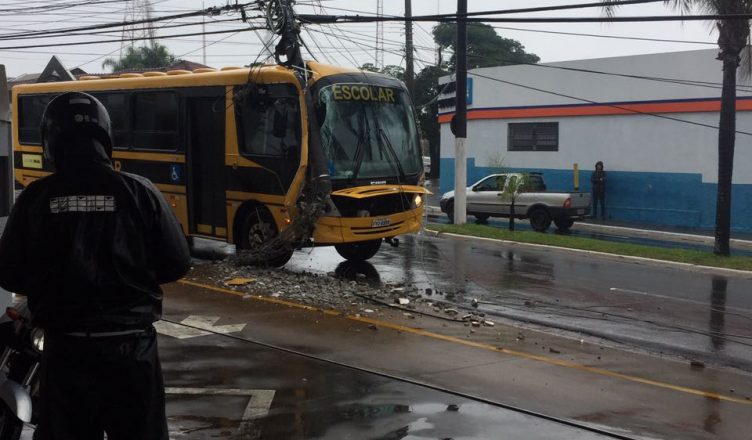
[{"left": 177, "top": 278, "right": 752, "bottom": 406}]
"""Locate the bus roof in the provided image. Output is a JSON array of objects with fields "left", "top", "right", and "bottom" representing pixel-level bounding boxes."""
[{"left": 12, "top": 62, "right": 369, "bottom": 95}]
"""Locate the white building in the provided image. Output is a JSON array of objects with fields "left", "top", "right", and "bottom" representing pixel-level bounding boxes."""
[{"left": 439, "top": 49, "right": 752, "bottom": 232}]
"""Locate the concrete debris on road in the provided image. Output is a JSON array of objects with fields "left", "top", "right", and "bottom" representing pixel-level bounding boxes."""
[{"left": 224, "top": 277, "right": 256, "bottom": 286}]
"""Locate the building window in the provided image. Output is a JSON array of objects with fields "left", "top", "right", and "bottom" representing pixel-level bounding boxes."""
[
  {"left": 133, "top": 92, "right": 179, "bottom": 150},
  {"left": 508, "top": 122, "right": 558, "bottom": 152}
]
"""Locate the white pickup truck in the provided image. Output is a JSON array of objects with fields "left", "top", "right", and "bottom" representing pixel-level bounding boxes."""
[{"left": 439, "top": 173, "right": 591, "bottom": 231}]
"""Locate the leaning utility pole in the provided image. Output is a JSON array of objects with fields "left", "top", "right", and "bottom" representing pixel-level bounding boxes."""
[
  {"left": 453, "top": 0, "right": 468, "bottom": 225},
  {"left": 404, "top": 0, "right": 414, "bottom": 97}
]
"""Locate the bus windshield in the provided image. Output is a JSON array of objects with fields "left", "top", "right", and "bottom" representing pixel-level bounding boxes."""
[{"left": 317, "top": 82, "right": 421, "bottom": 181}]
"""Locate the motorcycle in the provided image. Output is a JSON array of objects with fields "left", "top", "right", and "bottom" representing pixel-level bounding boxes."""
[{"left": 0, "top": 295, "right": 42, "bottom": 439}]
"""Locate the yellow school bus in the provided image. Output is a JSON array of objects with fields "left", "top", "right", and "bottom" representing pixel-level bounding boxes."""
[{"left": 12, "top": 62, "right": 428, "bottom": 266}]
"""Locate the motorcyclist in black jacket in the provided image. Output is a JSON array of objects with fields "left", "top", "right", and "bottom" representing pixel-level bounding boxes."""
[{"left": 0, "top": 92, "right": 191, "bottom": 440}]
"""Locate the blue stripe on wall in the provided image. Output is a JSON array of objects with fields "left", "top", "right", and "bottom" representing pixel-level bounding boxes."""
[{"left": 439, "top": 158, "right": 752, "bottom": 232}]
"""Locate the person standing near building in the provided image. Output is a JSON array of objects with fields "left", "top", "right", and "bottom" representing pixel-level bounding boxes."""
[
  {"left": 0, "top": 92, "right": 191, "bottom": 439},
  {"left": 591, "top": 161, "right": 607, "bottom": 220}
]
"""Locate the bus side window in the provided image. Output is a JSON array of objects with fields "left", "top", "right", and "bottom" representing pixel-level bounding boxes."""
[
  {"left": 235, "top": 84, "right": 300, "bottom": 159},
  {"left": 91, "top": 92, "right": 129, "bottom": 149},
  {"left": 133, "top": 92, "right": 179, "bottom": 151},
  {"left": 18, "top": 94, "right": 52, "bottom": 145}
]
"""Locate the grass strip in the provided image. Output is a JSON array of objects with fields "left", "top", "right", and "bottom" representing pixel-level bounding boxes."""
[{"left": 427, "top": 223, "right": 752, "bottom": 272}]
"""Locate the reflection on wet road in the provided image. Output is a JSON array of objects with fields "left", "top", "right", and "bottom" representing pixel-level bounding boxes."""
[{"left": 288, "top": 233, "right": 752, "bottom": 368}]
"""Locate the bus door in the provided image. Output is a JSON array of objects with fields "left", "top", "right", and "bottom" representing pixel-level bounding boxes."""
[{"left": 187, "top": 98, "right": 227, "bottom": 238}]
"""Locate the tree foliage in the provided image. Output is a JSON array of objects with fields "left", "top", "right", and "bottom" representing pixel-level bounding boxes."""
[
  {"left": 432, "top": 22, "right": 540, "bottom": 70},
  {"left": 359, "top": 63, "right": 405, "bottom": 81},
  {"left": 412, "top": 24, "right": 539, "bottom": 177},
  {"left": 102, "top": 43, "right": 176, "bottom": 72}
]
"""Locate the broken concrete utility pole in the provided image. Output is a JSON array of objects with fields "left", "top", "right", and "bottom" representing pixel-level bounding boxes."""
[{"left": 453, "top": 0, "right": 468, "bottom": 225}]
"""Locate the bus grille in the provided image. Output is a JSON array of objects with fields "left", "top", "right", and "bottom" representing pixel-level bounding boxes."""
[
  {"left": 351, "top": 222, "right": 405, "bottom": 236},
  {"left": 332, "top": 193, "right": 413, "bottom": 217}
]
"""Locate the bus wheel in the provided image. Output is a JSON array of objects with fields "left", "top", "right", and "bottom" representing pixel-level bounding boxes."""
[
  {"left": 237, "top": 207, "right": 294, "bottom": 267},
  {"left": 335, "top": 239, "right": 382, "bottom": 262}
]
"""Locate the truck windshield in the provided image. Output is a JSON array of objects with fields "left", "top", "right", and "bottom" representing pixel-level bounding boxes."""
[{"left": 317, "top": 82, "right": 421, "bottom": 180}]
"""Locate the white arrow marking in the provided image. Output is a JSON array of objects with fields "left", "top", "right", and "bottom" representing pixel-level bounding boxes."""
[
  {"left": 180, "top": 315, "right": 247, "bottom": 334},
  {"left": 154, "top": 321, "right": 211, "bottom": 339},
  {"left": 155, "top": 316, "right": 246, "bottom": 339}
]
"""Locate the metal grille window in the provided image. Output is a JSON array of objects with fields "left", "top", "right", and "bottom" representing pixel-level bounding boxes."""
[{"left": 508, "top": 122, "right": 558, "bottom": 152}]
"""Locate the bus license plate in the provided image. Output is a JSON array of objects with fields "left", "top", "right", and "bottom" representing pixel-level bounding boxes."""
[{"left": 372, "top": 218, "right": 391, "bottom": 228}]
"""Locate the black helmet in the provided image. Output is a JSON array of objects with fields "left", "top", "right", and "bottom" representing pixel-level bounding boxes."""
[{"left": 41, "top": 92, "right": 113, "bottom": 168}]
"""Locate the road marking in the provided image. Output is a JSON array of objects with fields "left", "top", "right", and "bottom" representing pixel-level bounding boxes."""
[
  {"left": 176, "top": 279, "right": 752, "bottom": 406},
  {"left": 166, "top": 387, "right": 257, "bottom": 396},
  {"left": 154, "top": 320, "right": 211, "bottom": 339},
  {"left": 241, "top": 389, "right": 276, "bottom": 420},
  {"left": 155, "top": 315, "right": 246, "bottom": 339},
  {"left": 165, "top": 387, "right": 275, "bottom": 433}
]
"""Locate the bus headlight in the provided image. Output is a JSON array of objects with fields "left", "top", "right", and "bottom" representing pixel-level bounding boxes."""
[
  {"left": 31, "top": 328, "right": 44, "bottom": 352},
  {"left": 413, "top": 194, "right": 423, "bottom": 208}
]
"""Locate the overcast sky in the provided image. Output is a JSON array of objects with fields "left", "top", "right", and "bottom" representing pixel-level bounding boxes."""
[{"left": 0, "top": 0, "right": 719, "bottom": 79}]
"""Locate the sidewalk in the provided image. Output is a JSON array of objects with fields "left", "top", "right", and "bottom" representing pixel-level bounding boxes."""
[{"left": 424, "top": 205, "right": 752, "bottom": 252}]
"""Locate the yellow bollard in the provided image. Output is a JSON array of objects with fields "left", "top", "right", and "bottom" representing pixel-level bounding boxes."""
[{"left": 573, "top": 163, "right": 580, "bottom": 191}]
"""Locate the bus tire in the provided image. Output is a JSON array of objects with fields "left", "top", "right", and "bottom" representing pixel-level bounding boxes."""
[
  {"left": 528, "top": 207, "right": 552, "bottom": 232},
  {"left": 335, "top": 240, "right": 382, "bottom": 262},
  {"left": 237, "top": 206, "right": 294, "bottom": 267}
]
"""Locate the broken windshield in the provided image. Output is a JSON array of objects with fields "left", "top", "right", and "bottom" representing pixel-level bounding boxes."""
[{"left": 317, "top": 82, "right": 421, "bottom": 181}]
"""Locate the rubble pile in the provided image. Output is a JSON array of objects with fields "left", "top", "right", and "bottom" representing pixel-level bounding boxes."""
[{"left": 187, "top": 262, "right": 493, "bottom": 327}]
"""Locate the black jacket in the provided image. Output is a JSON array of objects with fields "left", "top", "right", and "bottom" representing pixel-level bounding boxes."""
[
  {"left": 0, "top": 142, "right": 190, "bottom": 333},
  {"left": 591, "top": 170, "right": 607, "bottom": 194}
]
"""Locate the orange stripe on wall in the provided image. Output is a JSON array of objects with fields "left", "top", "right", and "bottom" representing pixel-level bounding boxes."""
[{"left": 438, "top": 99, "right": 752, "bottom": 123}]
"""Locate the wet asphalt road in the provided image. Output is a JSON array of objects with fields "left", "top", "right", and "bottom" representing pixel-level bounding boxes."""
[
  {"left": 158, "top": 332, "right": 614, "bottom": 440},
  {"left": 286, "top": 233, "right": 752, "bottom": 369}
]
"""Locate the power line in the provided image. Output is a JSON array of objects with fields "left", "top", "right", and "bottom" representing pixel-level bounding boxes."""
[
  {"left": 491, "top": 26, "right": 716, "bottom": 46},
  {"left": 307, "top": 27, "right": 752, "bottom": 137},
  {"left": 466, "top": 70, "right": 752, "bottom": 136},
  {"left": 302, "top": 13, "right": 752, "bottom": 25},
  {"left": 0, "top": 26, "right": 264, "bottom": 50},
  {"left": 0, "top": 1, "right": 256, "bottom": 41}
]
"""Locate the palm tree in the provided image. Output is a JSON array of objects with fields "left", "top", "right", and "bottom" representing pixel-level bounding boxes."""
[
  {"left": 602, "top": 0, "right": 751, "bottom": 255},
  {"left": 102, "top": 42, "right": 176, "bottom": 72}
]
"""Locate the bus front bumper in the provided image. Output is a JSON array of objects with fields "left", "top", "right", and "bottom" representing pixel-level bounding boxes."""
[{"left": 313, "top": 207, "right": 425, "bottom": 245}]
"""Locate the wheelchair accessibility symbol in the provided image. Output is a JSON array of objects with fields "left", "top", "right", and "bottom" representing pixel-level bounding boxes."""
[{"left": 169, "top": 165, "right": 181, "bottom": 182}]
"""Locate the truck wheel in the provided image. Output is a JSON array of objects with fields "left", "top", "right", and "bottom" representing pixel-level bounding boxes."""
[
  {"left": 237, "top": 207, "right": 294, "bottom": 267},
  {"left": 474, "top": 214, "right": 490, "bottom": 223},
  {"left": 554, "top": 218, "right": 574, "bottom": 231},
  {"left": 529, "top": 208, "right": 552, "bottom": 232},
  {"left": 446, "top": 200, "right": 455, "bottom": 224},
  {"left": 335, "top": 240, "right": 382, "bottom": 262}
]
